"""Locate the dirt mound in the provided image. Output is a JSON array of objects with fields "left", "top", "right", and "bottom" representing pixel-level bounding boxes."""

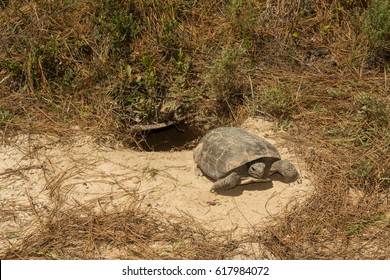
[{"left": 0, "top": 117, "right": 314, "bottom": 255}]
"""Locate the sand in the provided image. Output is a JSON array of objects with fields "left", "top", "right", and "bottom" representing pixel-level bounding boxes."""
[{"left": 0, "top": 117, "right": 314, "bottom": 253}]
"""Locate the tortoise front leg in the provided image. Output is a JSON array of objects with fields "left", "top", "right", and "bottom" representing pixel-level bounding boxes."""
[
  {"left": 210, "top": 172, "right": 241, "bottom": 192},
  {"left": 269, "top": 159, "right": 299, "bottom": 183},
  {"left": 195, "top": 166, "right": 204, "bottom": 177}
]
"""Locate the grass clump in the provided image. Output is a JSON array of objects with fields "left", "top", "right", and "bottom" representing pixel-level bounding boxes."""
[
  {"left": 224, "top": 0, "right": 258, "bottom": 46},
  {"left": 363, "top": 0, "right": 390, "bottom": 63},
  {"left": 27, "top": 39, "right": 78, "bottom": 91},
  {"left": 354, "top": 92, "right": 389, "bottom": 130},
  {"left": 346, "top": 214, "right": 387, "bottom": 236},
  {"left": 112, "top": 57, "right": 161, "bottom": 124},
  {"left": 203, "top": 47, "right": 246, "bottom": 115},
  {"left": 94, "top": 0, "right": 141, "bottom": 56},
  {"left": 0, "top": 107, "right": 12, "bottom": 122},
  {"left": 259, "top": 83, "right": 298, "bottom": 120}
]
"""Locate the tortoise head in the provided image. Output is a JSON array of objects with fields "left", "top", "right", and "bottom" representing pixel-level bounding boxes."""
[
  {"left": 248, "top": 162, "right": 266, "bottom": 179},
  {"left": 269, "top": 160, "right": 299, "bottom": 183}
]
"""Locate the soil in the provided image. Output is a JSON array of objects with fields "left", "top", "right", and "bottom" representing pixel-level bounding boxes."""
[{"left": 0, "top": 117, "right": 314, "bottom": 255}]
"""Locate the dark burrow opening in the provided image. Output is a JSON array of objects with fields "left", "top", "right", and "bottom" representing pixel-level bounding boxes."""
[{"left": 139, "top": 123, "right": 204, "bottom": 152}]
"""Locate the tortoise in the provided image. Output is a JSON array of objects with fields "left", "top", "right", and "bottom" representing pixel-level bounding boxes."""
[{"left": 193, "top": 127, "right": 299, "bottom": 192}]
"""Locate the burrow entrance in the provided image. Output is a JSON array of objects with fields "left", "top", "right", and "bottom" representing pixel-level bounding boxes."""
[{"left": 139, "top": 124, "right": 203, "bottom": 151}]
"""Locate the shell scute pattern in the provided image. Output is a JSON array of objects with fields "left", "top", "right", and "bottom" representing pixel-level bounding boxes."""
[{"left": 193, "top": 127, "right": 281, "bottom": 180}]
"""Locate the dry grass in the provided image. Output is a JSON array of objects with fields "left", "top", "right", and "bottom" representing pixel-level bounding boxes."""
[
  {"left": 251, "top": 72, "right": 389, "bottom": 259},
  {"left": 1, "top": 0, "right": 389, "bottom": 259},
  {"left": 1, "top": 192, "right": 237, "bottom": 260}
]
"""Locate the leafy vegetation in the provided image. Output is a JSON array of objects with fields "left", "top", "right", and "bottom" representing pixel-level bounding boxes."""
[{"left": 363, "top": 0, "right": 390, "bottom": 62}]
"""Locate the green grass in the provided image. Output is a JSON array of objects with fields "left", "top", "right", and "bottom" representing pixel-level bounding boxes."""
[
  {"left": 363, "top": 0, "right": 390, "bottom": 63},
  {"left": 0, "top": 107, "right": 12, "bottom": 122},
  {"left": 204, "top": 47, "right": 244, "bottom": 103},
  {"left": 346, "top": 214, "right": 387, "bottom": 236}
]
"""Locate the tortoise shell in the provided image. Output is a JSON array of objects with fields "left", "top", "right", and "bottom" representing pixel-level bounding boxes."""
[{"left": 193, "top": 127, "right": 281, "bottom": 180}]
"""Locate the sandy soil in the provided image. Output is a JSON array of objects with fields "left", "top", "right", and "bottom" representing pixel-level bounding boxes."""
[{"left": 0, "top": 117, "right": 314, "bottom": 254}]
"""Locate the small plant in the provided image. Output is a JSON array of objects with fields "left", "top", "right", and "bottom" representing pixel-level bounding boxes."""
[
  {"left": 169, "top": 49, "right": 191, "bottom": 99},
  {"left": 326, "top": 88, "right": 344, "bottom": 97},
  {"left": 159, "top": 18, "right": 182, "bottom": 58},
  {"left": 363, "top": 0, "right": 390, "bottom": 62},
  {"left": 246, "top": 81, "right": 300, "bottom": 122},
  {"left": 0, "top": 58, "right": 23, "bottom": 79},
  {"left": 113, "top": 55, "right": 163, "bottom": 124},
  {"left": 224, "top": 0, "right": 257, "bottom": 47},
  {"left": 312, "top": 103, "right": 327, "bottom": 115},
  {"left": 311, "top": 226, "right": 324, "bottom": 235},
  {"left": 345, "top": 222, "right": 365, "bottom": 236},
  {"left": 0, "top": 107, "right": 13, "bottom": 123},
  {"left": 347, "top": 158, "right": 373, "bottom": 181},
  {"left": 345, "top": 214, "right": 386, "bottom": 236},
  {"left": 321, "top": 24, "right": 333, "bottom": 38},
  {"left": 140, "top": 55, "right": 159, "bottom": 93},
  {"left": 95, "top": 0, "right": 141, "bottom": 56},
  {"left": 379, "top": 171, "right": 390, "bottom": 189},
  {"left": 260, "top": 84, "right": 297, "bottom": 119},
  {"left": 27, "top": 39, "right": 76, "bottom": 91},
  {"left": 225, "top": 0, "right": 256, "bottom": 31},
  {"left": 171, "top": 49, "right": 190, "bottom": 76},
  {"left": 354, "top": 92, "right": 389, "bottom": 129},
  {"left": 204, "top": 47, "right": 243, "bottom": 104}
]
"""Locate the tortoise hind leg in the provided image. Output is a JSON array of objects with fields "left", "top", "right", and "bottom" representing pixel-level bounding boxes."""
[{"left": 210, "top": 172, "right": 241, "bottom": 193}]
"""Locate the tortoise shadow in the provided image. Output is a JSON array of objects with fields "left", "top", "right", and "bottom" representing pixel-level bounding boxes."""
[{"left": 213, "top": 181, "right": 274, "bottom": 197}]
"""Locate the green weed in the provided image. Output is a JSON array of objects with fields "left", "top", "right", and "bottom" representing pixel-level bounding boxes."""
[
  {"left": 95, "top": 0, "right": 141, "bottom": 56},
  {"left": 363, "top": 0, "right": 390, "bottom": 63},
  {"left": 0, "top": 107, "right": 13, "bottom": 123},
  {"left": 0, "top": 58, "right": 23, "bottom": 79},
  {"left": 171, "top": 49, "right": 190, "bottom": 76},
  {"left": 168, "top": 49, "right": 191, "bottom": 102},
  {"left": 345, "top": 214, "right": 386, "bottom": 236},
  {"left": 312, "top": 103, "right": 328, "bottom": 115},
  {"left": 113, "top": 55, "right": 163, "bottom": 124},
  {"left": 26, "top": 38, "right": 77, "bottom": 91},
  {"left": 260, "top": 84, "right": 297, "bottom": 119},
  {"left": 347, "top": 158, "right": 373, "bottom": 181},
  {"left": 346, "top": 222, "right": 365, "bottom": 235},
  {"left": 354, "top": 92, "right": 389, "bottom": 129},
  {"left": 224, "top": 0, "right": 257, "bottom": 45},
  {"left": 159, "top": 18, "right": 182, "bottom": 58},
  {"left": 204, "top": 47, "right": 244, "bottom": 104},
  {"left": 321, "top": 24, "right": 333, "bottom": 38},
  {"left": 140, "top": 55, "right": 159, "bottom": 93},
  {"left": 311, "top": 226, "right": 324, "bottom": 235},
  {"left": 326, "top": 88, "right": 344, "bottom": 97}
]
